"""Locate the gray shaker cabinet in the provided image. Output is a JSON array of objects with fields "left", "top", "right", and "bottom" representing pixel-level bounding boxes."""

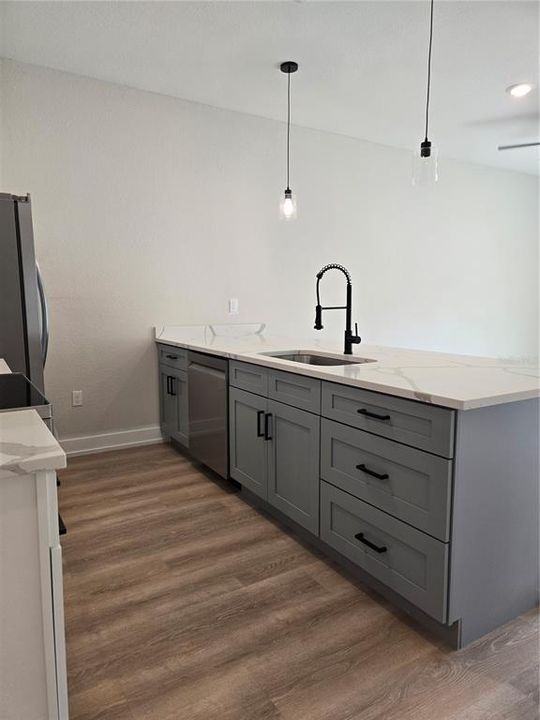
[
  {"left": 159, "top": 366, "right": 176, "bottom": 440},
  {"left": 159, "top": 363, "right": 189, "bottom": 448},
  {"left": 160, "top": 353, "right": 538, "bottom": 648},
  {"left": 267, "top": 400, "right": 320, "bottom": 534},
  {"left": 229, "top": 387, "right": 268, "bottom": 500},
  {"left": 229, "top": 386, "right": 320, "bottom": 532}
]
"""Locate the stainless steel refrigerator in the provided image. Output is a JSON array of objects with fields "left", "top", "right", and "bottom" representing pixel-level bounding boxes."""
[{"left": 0, "top": 193, "right": 49, "bottom": 392}]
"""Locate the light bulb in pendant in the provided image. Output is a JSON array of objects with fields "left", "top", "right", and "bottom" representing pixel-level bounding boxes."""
[
  {"left": 280, "top": 188, "right": 297, "bottom": 221},
  {"left": 412, "top": 139, "right": 438, "bottom": 187}
]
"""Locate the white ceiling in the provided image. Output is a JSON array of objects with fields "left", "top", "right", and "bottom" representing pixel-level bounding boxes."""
[{"left": 1, "top": 1, "right": 539, "bottom": 174}]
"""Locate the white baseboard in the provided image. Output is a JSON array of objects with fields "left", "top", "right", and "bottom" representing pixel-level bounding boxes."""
[{"left": 59, "top": 425, "right": 163, "bottom": 457}]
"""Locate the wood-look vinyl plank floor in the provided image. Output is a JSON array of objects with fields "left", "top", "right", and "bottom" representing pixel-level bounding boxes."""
[{"left": 58, "top": 443, "right": 539, "bottom": 720}]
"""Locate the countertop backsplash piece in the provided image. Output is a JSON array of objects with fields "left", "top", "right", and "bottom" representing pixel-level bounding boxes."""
[{"left": 155, "top": 324, "right": 539, "bottom": 411}]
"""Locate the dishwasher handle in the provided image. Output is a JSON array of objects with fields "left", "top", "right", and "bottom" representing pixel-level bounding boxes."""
[{"left": 188, "top": 362, "right": 226, "bottom": 380}]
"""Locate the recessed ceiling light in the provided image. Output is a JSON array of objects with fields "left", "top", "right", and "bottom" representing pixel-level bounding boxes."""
[{"left": 507, "top": 83, "right": 534, "bottom": 98}]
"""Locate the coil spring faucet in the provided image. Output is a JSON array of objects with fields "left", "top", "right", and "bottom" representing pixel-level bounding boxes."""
[{"left": 314, "top": 264, "right": 361, "bottom": 355}]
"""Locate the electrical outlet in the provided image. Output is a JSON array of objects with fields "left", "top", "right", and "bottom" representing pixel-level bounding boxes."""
[
  {"left": 228, "top": 298, "right": 239, "bottom": 315},
  {"left": 72, "top": 390, "right": 83, "bottom": 407}
]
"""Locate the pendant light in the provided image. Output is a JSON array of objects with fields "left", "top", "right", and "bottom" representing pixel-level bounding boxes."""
[
  {"left": 413, "top": 0, "right": 438, "bottom": 186},
  {"left": 280, "top": 61, "right": 298, "bottom": 220}
]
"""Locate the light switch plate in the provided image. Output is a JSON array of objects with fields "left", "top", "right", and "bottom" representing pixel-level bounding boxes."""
[
  {"left": 228, "top": 298, "right": 239, "bottom": 315},
  {"left": 72, "top": 390, "right": 83, "bottom": 407}
]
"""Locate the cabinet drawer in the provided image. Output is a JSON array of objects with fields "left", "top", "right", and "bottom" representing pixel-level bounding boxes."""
[
  {"left": 268, "top": 370, "right": 321, "bottom": 414},
  {"left": 321, "top": 419, "right": 452, "bottom": 541},
  {"left": 320, "top": 482, "right": 448, "bottom": 622},
  {"left": 230, "top": 361, "right": 268, "bottom": 396},
  {"left": 157, "top": 344, "right": 188, "bottom": 371},
  {"left": 322, "top": 382, "right": 455, "bottom": 458}
]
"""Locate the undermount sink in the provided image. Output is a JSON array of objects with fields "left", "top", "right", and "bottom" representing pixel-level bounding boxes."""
[{"left": 260, "top": 351, "right": 376, "bottom": 367}]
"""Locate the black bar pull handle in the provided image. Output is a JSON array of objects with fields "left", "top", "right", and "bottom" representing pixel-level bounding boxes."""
[
  {"left": 354, "top": 532, "right": 387, "bottom": 554},
  {"left": 166, "top": 376, "right": 171, "bottom": 395},
  {"left": 170, "top": 377, "right": 177, "bottom": 396},
  {"left": 166, "top": 354, "right": 179, "bottom": 360},
  {"left": 356, "top": 463, "right": 389, "bottom": 481},
  {"left": 256, "top": 410, "right": 265, "bottom": 438},
  {"left": 264, "top": 413, "right": 273, "bottom": 441},
  {"left": 357, "top": 408, "right": 391, "bottom": 422}
]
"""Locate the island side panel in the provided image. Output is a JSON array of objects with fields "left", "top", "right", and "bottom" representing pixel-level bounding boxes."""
[{"left": 449, "top": 398, "right": 539, "bottom": 646}]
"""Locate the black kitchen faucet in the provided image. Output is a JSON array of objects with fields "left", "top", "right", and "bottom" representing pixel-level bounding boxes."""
[{"left": 314, "top": 263, "right": 361, "bottom": 355}]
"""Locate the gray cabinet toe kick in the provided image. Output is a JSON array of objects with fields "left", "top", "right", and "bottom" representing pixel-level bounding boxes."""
[{"left": 158, "top": 353, "right": 539, "bottom": 649}]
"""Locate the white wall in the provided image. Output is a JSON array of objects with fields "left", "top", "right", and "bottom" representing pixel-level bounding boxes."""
[
  {"left": 1, "top": 60, "right": 538, "bottom": 440},
  {"left": 0, "top": 58, "right": 4, "bottom": 187}
]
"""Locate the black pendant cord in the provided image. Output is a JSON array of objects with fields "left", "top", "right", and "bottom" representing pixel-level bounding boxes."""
[
  {"left": 424, "top": 0, "right": 434, "bottom": 143},
  {"left": 279, "top": 60, "right": 298, "bottom": 194},
  {"left": 286, "top": 70, "right": 291, "bottom": 191}
]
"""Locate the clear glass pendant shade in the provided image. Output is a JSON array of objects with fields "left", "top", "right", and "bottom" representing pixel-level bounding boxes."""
[
  {"left": 280, "top": 188, "right": 297, "bottom": 221},
  {"left": 412, "top": 141, "right": 438, "bottom": 187}
]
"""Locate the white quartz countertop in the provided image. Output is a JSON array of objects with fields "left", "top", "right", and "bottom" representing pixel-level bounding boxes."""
[
  {"left": 0, "top": 410, "right": 66, "bottom": 479},
  {"left": 155, "top": 325, "right": 540, "bottom": 411},
  {"left": 0, "top": 358, "right": 66, "bottom": 479}
]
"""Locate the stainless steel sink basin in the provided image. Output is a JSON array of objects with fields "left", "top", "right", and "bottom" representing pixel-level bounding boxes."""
[{"left": 260, "top": 351, "right": 376, "bottom": 367}]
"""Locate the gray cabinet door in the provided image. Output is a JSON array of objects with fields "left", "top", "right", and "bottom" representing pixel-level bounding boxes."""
[
  {"left": 267, "top": 400, "right": 320, "bottom": 535},
  {"left": 229, "top": 387, "right": 268, "bottom": 499},
  {"left": 159, "top": 366, "right": 177, "bottom": 440},
  {"left": 170, "top": 369, "right": 189, "bottom": 448}
]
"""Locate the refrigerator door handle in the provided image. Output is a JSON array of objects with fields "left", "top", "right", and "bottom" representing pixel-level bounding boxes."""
[{"left": 36, "top": 263, "right": 49, "bottom": 367}]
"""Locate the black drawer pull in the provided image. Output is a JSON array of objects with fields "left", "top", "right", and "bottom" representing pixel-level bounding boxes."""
[
  {"left": 356, "top": 463, "right": 389, "bottom": 481},
  {"left": 256, "top": 410, "right": 265, "bottom": 438},
  {"left": 357, "top": 408, "right": 391, "bottom": 421},
  {"left": 264, "top": 413, "right": 273, "bottom": 441},
  {"left": 166, "top": 354, "right": 179, "bottom": 360},
  {"left": 355, "top": 532, "right": 387, "bottom": 554}
]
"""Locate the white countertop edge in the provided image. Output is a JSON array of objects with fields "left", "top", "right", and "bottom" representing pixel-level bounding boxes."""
[
  {"left": 0, "top": 409, "right": 66, "bottom": 479},
  {"left": 154, "top": 337, "right": 540, "bottom": 411}
]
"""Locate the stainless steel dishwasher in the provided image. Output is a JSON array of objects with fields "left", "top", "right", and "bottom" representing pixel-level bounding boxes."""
[{"left": 187, "top": 351, "right": 229, "bottom": 478}]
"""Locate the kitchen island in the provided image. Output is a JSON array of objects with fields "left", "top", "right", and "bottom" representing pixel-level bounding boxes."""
[
  {"left": 155, "top": 325, "right": 539, "bottom": 648},
  {"left": 0, "top": 361, "right": 68, "bottom": 720}
]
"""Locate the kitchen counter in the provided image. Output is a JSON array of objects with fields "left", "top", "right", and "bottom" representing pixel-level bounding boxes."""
[
  {"left": 155, "top": 324, "right": 539, "bottom": 410},
  {"left": 0, "top": 358, "right": 66, "bottom": 480},
  {"left": 0, "top": 356, "right": 69, "bottom": 720},
  {"left": 0, "top": 410, "right": 66, "bottom": 479}
]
